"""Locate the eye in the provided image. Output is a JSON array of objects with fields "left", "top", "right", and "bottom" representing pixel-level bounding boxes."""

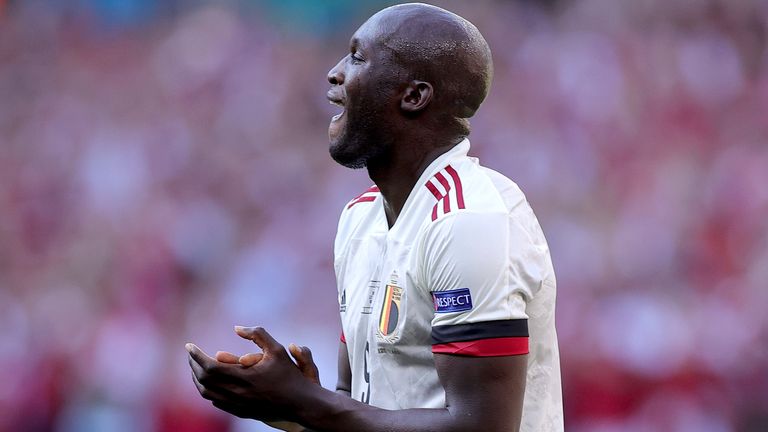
[{"left": 349, "top": 52, "right": 364, "bottom": 64}]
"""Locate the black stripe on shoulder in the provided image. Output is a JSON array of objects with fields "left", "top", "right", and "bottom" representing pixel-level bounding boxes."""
[{"left": 431, "top": 319, "right": 528, "bottom": 344}]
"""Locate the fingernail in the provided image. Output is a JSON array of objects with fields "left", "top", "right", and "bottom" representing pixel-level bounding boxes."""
[
  {"left": 234, "top": 325, "right": 245, "bottom": 332},
  {"left": 185, "top": 343, "right": 193, "bottom": 352}
]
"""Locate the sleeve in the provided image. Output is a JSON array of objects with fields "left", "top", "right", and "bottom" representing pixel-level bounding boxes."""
[{"left": 420, "top": 211, "right": 534, "bottom": 357}]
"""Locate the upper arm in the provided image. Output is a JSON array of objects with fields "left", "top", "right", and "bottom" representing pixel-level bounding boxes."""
[
  {"left": 435, "top": 353, "right": 527, "bottom": 431},
  {"left": 421, "top": 211, "right": 534, "bottom": 357},
  {"left": 420, "top": 211, "right": 538, "bottom": 429}
]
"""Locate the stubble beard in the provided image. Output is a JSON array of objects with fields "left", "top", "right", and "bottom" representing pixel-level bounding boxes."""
[{"left": 329, "top": 103, "right": 392, "bottom": 170}]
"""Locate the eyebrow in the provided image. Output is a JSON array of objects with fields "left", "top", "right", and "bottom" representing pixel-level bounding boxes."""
[{"left": 350, "top": 36, "right": 380, "bottom": 57}]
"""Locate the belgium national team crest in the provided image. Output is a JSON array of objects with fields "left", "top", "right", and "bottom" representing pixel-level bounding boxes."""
[{"left": 378, "top": 272, "right": 403, "bottom": 340}]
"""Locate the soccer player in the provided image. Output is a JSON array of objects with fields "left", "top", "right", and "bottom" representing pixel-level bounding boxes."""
[{"left": 187, "top": 3, "right": 563, "bottom": 431}]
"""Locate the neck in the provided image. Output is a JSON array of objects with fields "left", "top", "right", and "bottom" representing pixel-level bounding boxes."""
[{"left": 367, "top": 135, "right": 462, "bottom": 228}]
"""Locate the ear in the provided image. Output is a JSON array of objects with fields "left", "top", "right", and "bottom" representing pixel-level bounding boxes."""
[{"left": 400, "top": 80, "right": 433, "bottom": 113}]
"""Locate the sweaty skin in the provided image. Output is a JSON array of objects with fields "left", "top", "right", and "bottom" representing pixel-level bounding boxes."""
[
  {"left": 188, "top": 4, "right": 526, "bottom": 431},
  {"left": 326, "top": 2, "right": 492, "bottom": 226}
]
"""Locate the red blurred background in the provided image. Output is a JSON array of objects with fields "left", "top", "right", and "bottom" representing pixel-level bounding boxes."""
[{"left": 0, "top": 1, "right": 766, "bottom": 431}]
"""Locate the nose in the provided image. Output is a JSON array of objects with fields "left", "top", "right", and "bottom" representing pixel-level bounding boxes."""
[{"left": 327, "top": 57, "right": 345, "bottom": 85}]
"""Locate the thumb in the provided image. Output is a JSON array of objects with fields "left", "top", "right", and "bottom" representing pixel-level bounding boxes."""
[
  {"left": 235, "top": 326, "right": 284, "bottom": 354},
  {"left": 289, "top": 343, "right": 320, "bottom": 385}
]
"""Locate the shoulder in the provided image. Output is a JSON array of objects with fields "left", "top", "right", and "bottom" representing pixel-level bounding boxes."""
[
  {"left": 418, "top": 161, "right": 511, "bottom": 257},
  {"left": 337, "top": 185, "right": 380, "bottom": 225},
  {"left": 334, "top": 185, "right": 381, "bottom": 252},
  {"left": 418, "top": 160, "right": 547, "bottom": 262},
  {"left": 344, "top": 185, "right": 380, "bottom": 211},
  {"left": 423, "top": 159, "right": 526, "bottom": 223}
]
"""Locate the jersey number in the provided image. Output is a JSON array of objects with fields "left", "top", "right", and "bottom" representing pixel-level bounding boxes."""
[{"left": 361, "top": 341, "right": 371, "bottom": 404}]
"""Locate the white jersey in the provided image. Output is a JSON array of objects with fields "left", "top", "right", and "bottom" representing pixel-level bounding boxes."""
[{"left": 334, "top": 139, "right": 563, "bottom": 431}]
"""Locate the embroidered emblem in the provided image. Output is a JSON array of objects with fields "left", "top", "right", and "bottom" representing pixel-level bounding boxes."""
[{"left": 379, "top": 283, "right": 403, "bottom": 335}]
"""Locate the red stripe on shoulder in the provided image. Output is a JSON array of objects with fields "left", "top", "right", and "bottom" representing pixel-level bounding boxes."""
[
  {"left": 347, "top": 196, "right": 376, "bottom": 209},
  {"left": 347, "top": 185, "right": 380, "bottom": 209},
  {"left": 434, "top": 172, "right": 451, "bottom": 215},
  {"left": 425, "top": 181, "right": 442, "bottom": 221},
  {"left": 444, "top": 165, "right": 465, "bottom": 209},
  {"left": 425, "top": 180, "right": 441, "bottom": 200},
  {"left": 425, "top": 166, "right": 464, "bottom": 221},
  {"left": 432, "top": 337, "right": 529, "bottom": 357},
  {"left": 351, "top": 186, "right": 379, "bottom": 200}
]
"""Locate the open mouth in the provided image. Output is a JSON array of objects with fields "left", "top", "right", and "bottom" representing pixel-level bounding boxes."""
[
  {"left": 327, "top": 90, "right": 345, "bottom": 121},
  {"left": 330, "top": 99, "right": 345, "bottom": 121}
]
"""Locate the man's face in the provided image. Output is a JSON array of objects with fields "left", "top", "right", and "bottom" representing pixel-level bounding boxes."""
[{"left": 326, "top": 16, "right": 400, "bottom": 169}]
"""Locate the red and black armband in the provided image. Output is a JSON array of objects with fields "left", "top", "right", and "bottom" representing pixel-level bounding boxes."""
[{"left": 431, "top": 319, "right": 529, "bottom": 356}]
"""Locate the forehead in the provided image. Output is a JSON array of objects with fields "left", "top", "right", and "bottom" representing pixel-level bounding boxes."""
[
  {"left": 350, "top": 6, "right": 460, "bottom": 58},
  {"left": 349, "top": 9, "right": 401, "bottom": 51}
]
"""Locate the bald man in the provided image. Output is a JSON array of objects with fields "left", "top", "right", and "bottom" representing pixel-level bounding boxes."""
[{"left": 187, "top": 4, "right": 563, "bottom": 431}]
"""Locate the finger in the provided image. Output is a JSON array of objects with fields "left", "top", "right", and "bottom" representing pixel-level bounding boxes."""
[
  {"left": 188, "top": 353, "right": 206, "bottom": 381},
  {"left": 288, "top": 343, "right": 308, "bottom": 369},
  {"left": 186, "top": 343, "right": 216, "bottom": 369},
  {"left": 238, "top": 352, "right": 264, "bottom": 367},
  {"left": 215, "top": 351, "right": 240, "bottom": 364},
  {"left": 288, "top": 343, "right": 301, "bottom": 361},
  {"left": 191, "top": 371, "right": 228, "bottom": 402},
  {"left": 289, "top": 344, "right": 320, "bottom": 384},
  {"left": 234, "top": 325, "right": 251, "bottom": 341},
  {"left": 234, "top": 326, "right": 284, "bottom": 354},
  {"left": 187, "top": 346, "right": 233, "bottom": 387},
  {"left": 189, "top": 358, "right": 245, "bottom": 402}
]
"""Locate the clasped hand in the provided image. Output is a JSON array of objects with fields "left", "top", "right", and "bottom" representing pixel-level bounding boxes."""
[{"left": 186, "top": 326, "right": 320, "bottom": 423}]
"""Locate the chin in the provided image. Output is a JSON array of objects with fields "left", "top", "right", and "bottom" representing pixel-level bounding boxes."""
[
  {"left": 329, "top": 142, "right": 368, "bottom": 169},
  {"left": 328, "top": 115, "right": 389, "bottom": 169},
  {"left": 329, "top": 129, "right": 370, "bottom": 168}
]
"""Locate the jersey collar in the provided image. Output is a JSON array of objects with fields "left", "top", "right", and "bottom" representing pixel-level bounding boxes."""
[
  {"left": 382, "top": 138, "right": 471, "bottom": 233},
  {"left": 416, "top": 138, "right": 471, "bottom": 186}
]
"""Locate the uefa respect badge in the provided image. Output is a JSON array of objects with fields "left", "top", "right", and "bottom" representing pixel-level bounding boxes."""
[{"left": 432, "top": 288, "right": 473, "bottom": 313}]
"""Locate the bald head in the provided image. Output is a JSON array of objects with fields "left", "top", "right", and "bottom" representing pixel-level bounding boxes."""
[
  {"left": 364, "top": 3, "right": 493, "bottom": 134},
  {"left": 326, "top": 3, "right": 493, "bottom": 169}
]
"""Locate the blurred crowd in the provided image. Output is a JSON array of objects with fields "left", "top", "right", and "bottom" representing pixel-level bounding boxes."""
[{"left": 0, "top": 0, "right": 766, "bottom": 431}]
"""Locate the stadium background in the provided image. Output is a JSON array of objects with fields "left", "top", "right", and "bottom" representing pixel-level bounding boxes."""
[{"left": 1, "top": 0, "right": 767, "bottom": 430}]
